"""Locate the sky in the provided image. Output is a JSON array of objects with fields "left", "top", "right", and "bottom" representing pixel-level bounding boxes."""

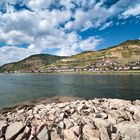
[{"left": 0, "top": 0, "right": 140, "bottom": 66}]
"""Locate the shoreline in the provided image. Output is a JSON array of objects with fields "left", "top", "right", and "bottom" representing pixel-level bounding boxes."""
[
  {"left": 0, "top": 70, "right": 140, "bottom": 75},
  {"left": 0, "top": 97, "right": 140, "bottom": 139},
  {"left": 0, "top": 96, "right": 84, "bottom": 113}
]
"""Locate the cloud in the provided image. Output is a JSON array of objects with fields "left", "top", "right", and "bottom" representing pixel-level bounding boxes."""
[
  {"left": 0, "top": 0, "right": 140, "bottom": 65},
  {"left": 122, "top": 3, "right": 140, "bottom": 18},
  {"left": 0, "top": 45, "right": 39, "bottom": 65},
  {"left": 99, "top": 21, "right": 113, "bottom": 30}
]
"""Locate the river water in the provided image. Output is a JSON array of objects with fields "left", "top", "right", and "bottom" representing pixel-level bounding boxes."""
[{"left": 0, "top": 73, "right": 139, "bottom": 107}]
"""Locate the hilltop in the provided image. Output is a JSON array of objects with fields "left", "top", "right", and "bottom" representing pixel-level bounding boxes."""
[
  {"left": 0, "top": 40, "right": 140, "bottom": 73},
  {"left": 0, "top": 54, "right": 66, "bottom": 73}
]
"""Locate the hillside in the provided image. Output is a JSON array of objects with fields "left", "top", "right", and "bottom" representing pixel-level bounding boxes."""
[
  {"left": 0, "top": 40, "right": 140, "bottom": 73},
  {"left": 0, "top": 54, "right": 65, "bottom": 73}
]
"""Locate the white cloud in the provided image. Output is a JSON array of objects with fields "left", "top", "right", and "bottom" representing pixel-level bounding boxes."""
[
  {"left": 99, "top": 21, "right": 113, "bottom": 30},
  {"left": 0, "top": 45, "right": 40, "bottom": 65},
  {"left": 0, "top": 0, "right": 140, "bottom": 65},
  {"left": 122, "top": 4, "right": 140, "bottom": 18}
]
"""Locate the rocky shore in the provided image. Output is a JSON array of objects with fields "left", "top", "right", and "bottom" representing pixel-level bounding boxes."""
[{"left": 0, "top": 98, "right": 140, "bottom": 140}]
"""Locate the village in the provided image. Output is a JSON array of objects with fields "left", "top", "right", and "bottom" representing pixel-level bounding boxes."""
[{"left": 7, "top": 61, "right": 140, "bottom": 73}]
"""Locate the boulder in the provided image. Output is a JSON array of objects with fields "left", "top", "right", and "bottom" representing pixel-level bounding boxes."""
[
  {"left": 94, "top": 118, "right": 111, "bottom": 129},
  {"left": 83, "top": 124, "right": 100, "bottom": 139},
  {"left": 64, "top": 129, "right": 78, "bottom": 140},
  {"left": 51, "top": 128, "right": 62, "bottom": 140},
  {"left": 0, "top": 121, "right": 7, "bottom": 129},
  {"left": 64, "top": 126, "right": 80, "bottom": 139},
  {"left": 111, "top": 133, "right": 121, "bottom": 140},
  {"left": 116, "top": 122, "right": 140, "bottom": 140},
  {"left": 64, "top": 118, "right": 74, "bottom": 129},
  {"left": 5, "top": 122, "right": 23, "bottom": 139},
  {"left": 99, "top": 127, "right": 110, "bottom": 140},
  {"left": 58, "top": 121, "right": 65, "bottom": 129},
  {"left": 37, "top": 126, "right": 48, "bottom": 140}
]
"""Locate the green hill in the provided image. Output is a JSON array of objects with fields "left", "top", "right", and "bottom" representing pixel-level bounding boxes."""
[
  {"left": 50, "top": 40, "right": 140, "bottom": 68},
  {"left": 0, "top": 54, "right": 65, "bottom": 73},
  {"left": 0, "top": 40, "right": 140, "bottom": 73}
]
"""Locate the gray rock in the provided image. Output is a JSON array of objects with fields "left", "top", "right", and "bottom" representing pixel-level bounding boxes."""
[
  {"left": 64, "top": 128, "right": 79, "bottom": 140},
  {"left": 58, "top": 121, "right": 65, "bottom": 129},
  {"left": 37, "top": 126, "right": 48, "bottom": 140},
  {"left": 83, "top": 124, "right": 100, "bottom": 139},
  {"left": 116, "top": 122, "right": 140, "bottom": 140},
  {"left": 94, "top": 118, "right": 111, "bottom": 129},
  {"left": 99, "top": 127, "right": 110, "bottom": 140},
  {"left": 64, "top": 118, "right": 74, "bottom": 129},
  {"left": 0, "top": 121, "right": 7, "bottom": 129},
  {"left": 111, "top": 133, "right": 121, "bottom": 140},
  {"left": 5, "top": 122, "right": 23, "bottom": 139},
  {"left": 51, "top": 128, "right": 62, "bottom": 140}
]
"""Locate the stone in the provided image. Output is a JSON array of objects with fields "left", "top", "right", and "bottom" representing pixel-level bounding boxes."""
[
  {"left": 51, "top": 128, "right": 62, "bottom": 140},
  {"left": 64, "top": 128, "right": 78, "bottom": 140},
  {"left": 111, "top": 133, "right": 121, "bottom": 140},
  {"left": 83, "top": 124, "right": 100, "bottom": 139},
  {"left": 100, "top": 112, "right": 108, "bottom": 119},
  {"left": 57, "top": 103, "right": 69, "bottom": 108},
  {"left": 109, "top": 99, "right": 131, "bottom": 110},
  {"left": 77, "top": 104, "right": 85, "bottom": 113},
  {"left": 94, "top": 118, "right": 111, "bottom": 129},
  {"left": 64, "top": 118, "right": 74, "bottom": 129},
  {"left": 58, "top": 121, "right": 65, "bottom": 129},
  {"left": 108, "top": 115, "right": 117, "bottom": 124},
  {"left": 5, "top": 122, "right": 23, "bottom": 139},
  {"left": 59, "top": 112, "right": 65, "bottom": 120},
  {"left": 0, "top": 121, "right": 7, "bottom": 129},
  {"left": 37, "top": 126, "right": 48, "bottom": 140},
  {"left": 99, "top": 127, "right": 110, "bottom": 140},
  {"left": 116, "top": 122, "right": 140, "bottom": 140},
  {"left": 48, "top": 113, "right": 56, "bottom": 121}
]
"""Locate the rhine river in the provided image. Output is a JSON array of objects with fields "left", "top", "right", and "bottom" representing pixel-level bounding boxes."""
[{"left": 0, "top": 73, "right": 140, "bottom": 107}]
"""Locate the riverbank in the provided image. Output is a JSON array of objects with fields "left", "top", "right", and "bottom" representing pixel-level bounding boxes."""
[
  {"left": 0, "top": 98, "right": 140, "bottom": 140},
  {"left": 1, "top": 70, "right": 140, "bottom": 75}
]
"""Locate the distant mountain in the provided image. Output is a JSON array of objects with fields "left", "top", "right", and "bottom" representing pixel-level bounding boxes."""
[
  {"left": 0, "top": 40, "right": 140, "bottom": 73},
  {"left": 0, "top": 54, "right": 66, "bottom": 73}
]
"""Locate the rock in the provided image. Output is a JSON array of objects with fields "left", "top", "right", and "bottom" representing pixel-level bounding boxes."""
[
  {"left": 77, "top": 104, "right": 85, "bottom": 113},
  {"left": 64, "top": 118, "right": 74, "bottom": 129},
  {"left": 48, "top": 113, "right": 56, "bottom": 121},
  {"left": 58, "top": 121, "right": 65, "bottom": 129},
  {"left": 0, "top": 121, "right": 7, "bottom": 129},
  {"left": 64, "top": 128, "right": 79, "bottom": 140},
  {"left": 57, "top": 102, "right": 69, "bottom": 108},
  {"left": 134, "top": 100, "right": 140, "bottom": 106},
  {"left": 116, "top": 122, "right": 140, "bottom": 140},
  {"left": 88, "top": 138, "right": 100, "bottom": 140},
  {"left": 100, "top": 112, "right": 108, "bottom": 119},
  {"left": 83, "top": 124, "right": 100, "bottom": 139},
  {"left": 94, "top": 118, "right": 111, "bottom": 129},
  {"left": 59, "top": 112, "right": 65, "bottom": 120},
  {"left": 70, "top": 126, "right": 80, "bottom": 136},
  {"left": 111, "top": 133, "right": 121, "bottom": 140},
  {"left": 99, "top": 127, "right": 110, "bottom": 140},
  {"left": 37, "top": 126, "right": 48, "bottom": 140},
  {"left": 108, "top": 115, "right": 117, "bottom": 124},
  {"left": 51, "top": 128, "right": 62, "bottom": 140},
  {"left": 5, "top": 122, "right": 23, "bottom": 139},
  {"left": 109, "top": 99, "right": 131, "bottom": 110}
]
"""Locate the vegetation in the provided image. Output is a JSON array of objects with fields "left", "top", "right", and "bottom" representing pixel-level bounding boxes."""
[{"left": 0, "top": 40, "right": 140, "bottom": 73}]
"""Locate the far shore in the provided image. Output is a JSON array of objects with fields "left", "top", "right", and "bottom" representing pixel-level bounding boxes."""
[{"left": 0, "top": 70, "right": 140, "bottom": 75}]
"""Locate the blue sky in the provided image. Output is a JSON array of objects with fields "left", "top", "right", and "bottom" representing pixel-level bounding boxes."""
[{"left": 0, "top": 0, "right": 140, "bottom": 65}]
